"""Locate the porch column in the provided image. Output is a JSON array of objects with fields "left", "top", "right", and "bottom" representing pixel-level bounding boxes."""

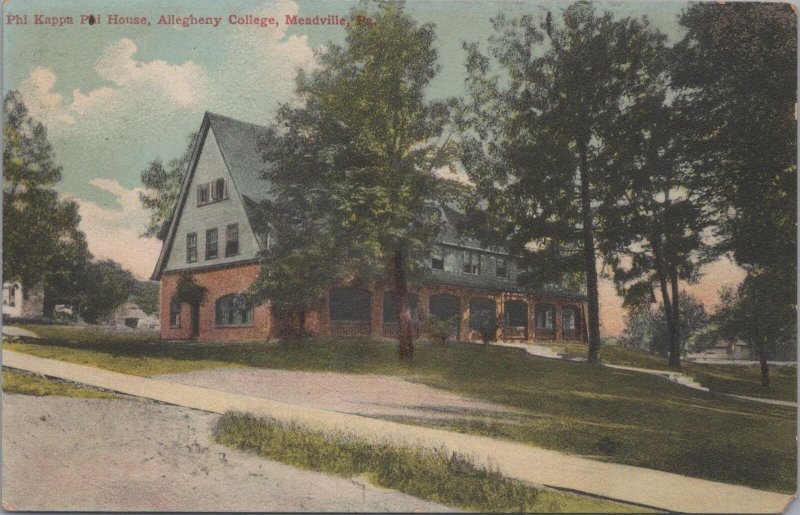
[
  {"left": 495, "top": 294, "right": 504, "bottom": 342},
  {"left": 418, "top": 288, "right": 430, "bottom": 321},
  {"left": 370, "top": 286, "right": 383, "bottom": 337},
  {"left": 528, "top": 297, "right": 536, "bottom": 343},
  {"left": 459, "top": 295, "right": 469, "bottom": 342},
  {"left": 319, "top": 290, "right": 331, "bottom": 337},
  {"left": 555, "top": 300, "right": 563, "bottom": 341}
]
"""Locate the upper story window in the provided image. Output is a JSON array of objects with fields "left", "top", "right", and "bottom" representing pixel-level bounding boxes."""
[
  {"left": 226, "top": 223, "right": 239, "bottom": 257},
  {"left": 463, "top": 251, "right": 480, "bottom": 275},
  {"left": 186, "top": 232, "right": 197, "bottom": 263},
  {"left": 197, "top": 178, "right": 228, "bottom": 206},
  {"left": 206, "top": 228, "right": 218, "bottom": 260},
  {"left": 496, "top": 257, "right": 508, "bottom": 278},
  {"left": 431, "top": 246, "right": 444, "bottom": 270}
]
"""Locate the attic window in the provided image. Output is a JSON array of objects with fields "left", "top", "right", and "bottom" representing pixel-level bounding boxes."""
[
  {"left": 431, "top": 246, "right": 444, "bottom": 270},
  {"left": 197, "top": 178, "right": 228, "bottom": 206},
  {"left": 462, "top": 251, "right": 480, "bottom": 275},
  {"left": 496, "top": 257, "right": 508, "bottom": 278}
]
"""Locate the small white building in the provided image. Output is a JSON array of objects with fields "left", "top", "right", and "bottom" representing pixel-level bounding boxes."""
[{"left": 2, "top": 281, "right": 44, "bottom": 319}]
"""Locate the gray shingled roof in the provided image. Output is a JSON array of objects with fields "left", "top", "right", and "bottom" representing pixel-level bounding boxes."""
[
  {"left": 428, "top": 269, "right": 586, "bottom": 300},
  {"left": 207, "top": 112, "right": 274, "bottom": 203}
]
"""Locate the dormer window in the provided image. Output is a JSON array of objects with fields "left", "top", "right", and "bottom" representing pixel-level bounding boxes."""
[
  {"left": 463, "top": 251, "right": 480, "bottom": 275},
  {"left": 496, "top": 257, "right": 508, "bottom": 278},
  {"left": 431, "top": 246, "right": 444, "bottom": 270},
  {"left": 198, "top": 178, "right": 228, "bottom": 206}
]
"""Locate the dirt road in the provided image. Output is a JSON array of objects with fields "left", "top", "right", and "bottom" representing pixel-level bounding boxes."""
[{"left": 2, "top": 393, "right": 451, "bottom": 512}]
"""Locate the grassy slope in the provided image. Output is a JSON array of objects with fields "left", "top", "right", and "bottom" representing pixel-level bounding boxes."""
[
  {"left": 214, "top": 412, "right": 645, "bottom": 513},
  {"left": 558, "top": 343, "right": 797, "bottom": 402},
  {"left": 2, "top": 368, "right": 120, "bottom": 399},
  {"left": 6, "top": 324, "right": 797, "bottom": 493}
]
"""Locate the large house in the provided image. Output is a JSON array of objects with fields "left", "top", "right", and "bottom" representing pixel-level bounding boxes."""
[{"left": 151, "top": 112, "right": 588, "bottom": 344}]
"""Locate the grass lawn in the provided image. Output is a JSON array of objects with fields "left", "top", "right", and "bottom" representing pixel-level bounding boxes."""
[
  {"left": 215, "top": 412, "right": 645, "bottom": 513},
  {"left": 5, "top": 324, "right": 797, "bottom": 494},
  {"left": 2, "top": 368, "right": 120, "bottom": 399},
  {"left": 555, "top": 343, "right": 797, "bottom": 402}
]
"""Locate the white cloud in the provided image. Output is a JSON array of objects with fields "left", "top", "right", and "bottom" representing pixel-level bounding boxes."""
[
  {"left": 72, "top": 179, "right": 162, "bottom": 280},
  {"left": 20, "top": 38, "right": 210, "bottom": 133}
]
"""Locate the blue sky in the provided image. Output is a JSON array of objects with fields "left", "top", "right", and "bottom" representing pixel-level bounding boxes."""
[{"left": 6, "top": 0, "right": 742, "bottom": 333}]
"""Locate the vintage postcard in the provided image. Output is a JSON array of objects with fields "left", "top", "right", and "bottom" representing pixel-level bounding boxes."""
[{"left": 1, "top": 0, "right": 796, "bottom": 512}]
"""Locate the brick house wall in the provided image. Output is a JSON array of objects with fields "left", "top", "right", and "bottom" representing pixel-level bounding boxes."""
[{"left": 159, "top": 263, "right": 271, "bottom": 341}]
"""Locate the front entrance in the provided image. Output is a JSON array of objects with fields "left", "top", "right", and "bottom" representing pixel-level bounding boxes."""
[{"left": 190, "top": 303, "right": 200, "bottom": 338}]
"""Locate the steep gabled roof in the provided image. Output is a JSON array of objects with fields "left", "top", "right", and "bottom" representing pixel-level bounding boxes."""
[
  {"left": 150, "top": 112, "right": 273, "bottom": 280},
  {"left": 206, "top": 113, "right": 274, "bottom": 204}
]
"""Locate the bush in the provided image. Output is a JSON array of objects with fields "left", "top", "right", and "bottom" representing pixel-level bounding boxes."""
[
  {"left": 424, "top": 315, "right": 457, "bottom": 343},
  {"left": 470, "top": 308, "right": 498, "bottom": 344}
]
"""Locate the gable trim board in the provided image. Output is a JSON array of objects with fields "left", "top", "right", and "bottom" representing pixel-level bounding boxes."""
[{"left": 151, "top": 112, "right": 269, "bottom": 281}]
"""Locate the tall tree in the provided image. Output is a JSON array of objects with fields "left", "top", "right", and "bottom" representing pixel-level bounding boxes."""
[
  {"left": 599, "top": 88, "right": 716, "bottom": 368},
  {"left": 672, "top": 3, "right": 797, "bottom": 380},
  {"left": 249, "top": 1, "right": 462, "bottom": 358},
  {"left": 3, "top": 91, "right": 87, "bottom": 290},
  {"left": 461, "top": 4, "right": 667, "bottom": 362},
  {"left": 139, "top": 133, "right": 196, "bottom": 240}
]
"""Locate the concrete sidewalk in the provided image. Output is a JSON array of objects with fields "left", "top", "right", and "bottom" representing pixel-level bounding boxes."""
[{"left": 2, "top": 349, "right": 793, "bottom": 513}]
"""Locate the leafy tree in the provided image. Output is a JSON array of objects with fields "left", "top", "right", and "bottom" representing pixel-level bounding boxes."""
[
  {"left": 620, "top": 292, "right": 709, "bottom": 357},
  {"left": 130, "top": 280, "right": 160, "bottom": 316},
  {"left": 79, "top": 260, "right": 137, "bottom": 323},
  {"left": 139, "top": 133, "right": 196, "bottom": 239},
  {"left": 599, "top": 86, "right": 716, "bottom": 368},
  {"left": 460, "top": 5, "right": 667, "bottom": 363},
  {"left": 671, "top": 3, "right": 796, "bottom": 373},
  {"left": 249, "top": 0, "right": 463, "bottom": 357},
  {"left": 713, "top": 272, "right": 795, "bottom": 386},
  {"left": 3, "top": 91, "right": 89, "bottom": 292}
]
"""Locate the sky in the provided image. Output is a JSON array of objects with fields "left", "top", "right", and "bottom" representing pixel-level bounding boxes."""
[{"left": 2, "top": 0, "right": 746, "bottom": 335}]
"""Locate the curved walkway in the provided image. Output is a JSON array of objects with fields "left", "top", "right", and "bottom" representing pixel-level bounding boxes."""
[
  {"left": 496, "top": 342, "right": 798, "bottom": 408},
  {"left": 2, "top": 349, "right": 791, "bottom": 514}
]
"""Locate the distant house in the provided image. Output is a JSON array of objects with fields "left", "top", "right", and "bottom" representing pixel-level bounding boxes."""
[
  {"left": 2, "top": 281, "right": 44, "bottom": 319},
  {"left": 108, "top": 302, "right": 160, "bottom": 331},
  {"left": 151, "top": 112, "right": 588, "bottom": 343}
]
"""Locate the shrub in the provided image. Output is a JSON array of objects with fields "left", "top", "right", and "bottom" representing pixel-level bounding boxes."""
[
  {"left": 471, "top": 308, "right": 498, "bottom": 344},
  {"left": 424, "top": 315, "right": 457, "bottom": 343}
]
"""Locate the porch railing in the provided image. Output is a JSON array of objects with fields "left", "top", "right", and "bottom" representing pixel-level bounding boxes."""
[
  {"left": 504, "top": 326, "right": 527, "bottom": 340},
  {"left": 382, "top": 322, "right": 421, "bottom": 338},
  {"left": 330, "top": 320, "right": 371, "bottom": 337}
]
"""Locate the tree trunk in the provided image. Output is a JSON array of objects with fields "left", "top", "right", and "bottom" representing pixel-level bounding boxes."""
[
  {"left": 758, "top": 343, "right": 771, "bottom": 387},
  {"left": 298, "top": 309, "right": 306, "bottom": 337},
  {"left": 578, "top": 142, "right": 601, "bottom": 364},
  {"left": 393, "top": 250, "right": 414, "bottom": 359},
  {"left": 668, "top": 267, "right": 681, "bottom": 368},
  {"left": 651, "top": 233, "right": 679, "bottom": 365}
]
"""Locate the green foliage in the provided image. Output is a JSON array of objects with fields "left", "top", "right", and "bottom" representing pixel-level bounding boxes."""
[
  {"left": 620, "top": 293, "right": 709, "bottom": 357},
  {"left": 79, "top": 260, "right": 138, "bottom": 323},
  {"left": 673, "top": 3, "right": 796, "bottom": 277},
  {"left": 214, "top": 412, "right": 541, "bottom": 512},
  {"left": 460, "top": 5, "right": 669, "bottom": 360},
  {"left": 248, "top": 0, "right": 468, "bottom": 356},
  {"left": 138, "top": 133, "right": 196, "bottom": 240},
  {"left": 173, "top": 273, "right": 208, "bottom": 306},
  {"left": 423, "top": 315, "right": 457, "bottom": 344},
  {"left": 130, "top": 280, "right": 160, "bottom": 315},
  {"left": 2, "top": 368, "right": 119, "bottom": 399},
  {"left": 712, "top": 271, "right": 796, "bottom": 385},
  {"left": 470, "top": 308, "right": 498, "bottom": 344},
  {"left": 3, "top": 91, "right": 89, "bottom": 290}
]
